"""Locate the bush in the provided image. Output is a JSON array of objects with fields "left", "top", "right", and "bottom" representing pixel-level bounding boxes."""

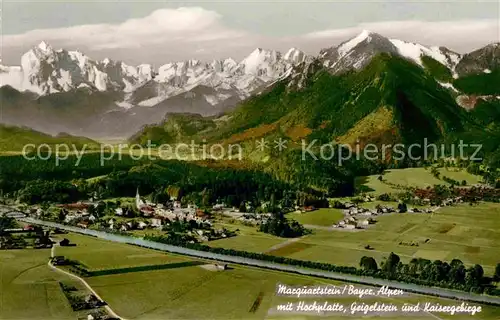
[{"left": 377, "top": 193, "right": 392, "bottom": 202}]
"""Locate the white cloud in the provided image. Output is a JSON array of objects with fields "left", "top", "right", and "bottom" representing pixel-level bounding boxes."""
[
  {"left": 2, "top": 7, "right": 499, "bottom": 66},
  {"left": 4, "top": 7, "right": 247, "bottom": 50}
]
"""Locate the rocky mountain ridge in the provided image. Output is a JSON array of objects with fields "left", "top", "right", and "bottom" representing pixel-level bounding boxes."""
[{"left": 1, "top": 31, "right": 498, "bottom": 139}]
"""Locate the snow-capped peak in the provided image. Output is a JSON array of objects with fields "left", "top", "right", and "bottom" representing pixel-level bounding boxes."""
[
  {"left": 389, "top": 39, "right": 460, "bottom": 70},
  {"left": 240, "top": 48, "right": 281, "bottom": 76},
  {"left": 1, "top": 41, "right": 156, "bottom": 94},
  {"left": 284, "top": 48, "right": 307, "bottom": 64},
  {"left": 37, "top": 41, "right": 52, "bottom": 52},
  {"left": 337, "top": 30, "right": 374, "bottom": 58}
]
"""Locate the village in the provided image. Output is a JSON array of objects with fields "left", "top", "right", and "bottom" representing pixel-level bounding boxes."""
[
  {"left": 5, "top": 189, "right": 253, "bottom": 243},
  {"left": 329, "top": 195, "right": 464, "bottom": 230},
  {"left": 1, "top": 186, "right": 472, "bottom": 242}
]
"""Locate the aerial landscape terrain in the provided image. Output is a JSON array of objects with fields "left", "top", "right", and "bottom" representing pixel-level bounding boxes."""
[{"left": 1, "top": 1, "right": 500, "bottom": 320}]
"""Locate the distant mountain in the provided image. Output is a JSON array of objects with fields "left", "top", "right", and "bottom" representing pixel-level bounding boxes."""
[
  {"left": 319, "top": 30, "right": 461, "bottom": 75},
  {"left": 0, "top": 41, "right": 154, "bottom": 94},
  {"left": 1, "top": 31, "right": 498, "bottom": 139},
  {"left": 455, "top": 43, "right": 500, "bottom": 76},
  {"left": 0, "top": 43, "right": 310, "bottom": 106},
  {"left": 0, "top": 123, "right": 100, "bottom": 152},
  {"left": 0, "top": 43, "right": 312, "bottom": 138},
  {"left": 135, "top": 53, "right": 476, "bottom": 149}
]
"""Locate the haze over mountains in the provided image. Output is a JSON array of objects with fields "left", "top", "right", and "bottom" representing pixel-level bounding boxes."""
[{"left": 0, "top": 30, "right": 498, "bottom": 139}]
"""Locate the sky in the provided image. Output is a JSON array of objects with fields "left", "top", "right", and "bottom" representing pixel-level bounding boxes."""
[{"left": 1, "top": 0, "right": 499, "bottom": 66}]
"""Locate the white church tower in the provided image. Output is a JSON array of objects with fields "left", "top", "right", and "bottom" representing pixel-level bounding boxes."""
[{"left": 136, "top": 188, "right": 145, "bottom": 209}]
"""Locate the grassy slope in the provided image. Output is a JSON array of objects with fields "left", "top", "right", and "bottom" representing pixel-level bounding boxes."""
[
  {"left": 0, "top": 124, "right": 100, "bottom": 152},
  {"left": 130, "top": 54, "right": 474, "bottom": 151},
  {"left": 454, "top": 69, "right": 500, "bottom": 95},
  {"left": 128, "top": 113, "right": 217, "bottom": 145},
  {"left": 421, "top": 56, "right": 453, "bottom": 83}
]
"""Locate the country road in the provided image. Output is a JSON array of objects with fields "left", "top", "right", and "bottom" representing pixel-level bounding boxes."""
[
  {"left": 49, "top": 239, "right": 127, "bottom": 320},
  {"left": 22, "top": 217, "right": 500, "bottom": 307}
]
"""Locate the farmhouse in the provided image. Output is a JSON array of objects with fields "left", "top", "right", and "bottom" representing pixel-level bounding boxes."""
[
  {"left": 140, "top": 206, "right": 155, "bottom": 216},
  {"left": 301, "top": 206, "right": 316, "bottom": 213},
  {"left": 212, "top": 203, "right": 225, "bottom": 211},
  {"left": 151, "top": 216, "right": 165, "bottom": 228},
  {"left": 77, "top": 221, "right": 89, "bottom": 229},
  {"left": 344, "top": 223, "right": 356, "bottom": 230},
  {"left": 137, "top": 221, "right": 148, "bottom": 229},
  {"left": 214, "top": 263, "right": 228, "bottom": 271}
]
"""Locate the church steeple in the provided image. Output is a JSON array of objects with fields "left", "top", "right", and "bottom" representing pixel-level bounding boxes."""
[{"left": 135, "top": 188, "right": 144, "bottom": 209}]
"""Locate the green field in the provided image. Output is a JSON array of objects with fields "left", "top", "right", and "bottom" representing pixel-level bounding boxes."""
[
  {"left": 209, "top": 223, "right": 285, "bottom": 252},
  {"left": 212, "top": 202, "right": 500, "bottom": 276},
  {"left": 0, "top": 249, "right": 86, "bottom": 320},
  {"left": 55, "top": 233, "right": 192, "bottom": 271},
  {"left": 356, "top": 167, "right": 482, "bottom": 195},
  {"left": 287, "top": 208, "right": 344, "bottom": 226},
  {"left": 52, "top": 233, "right": 500, "bottom": 319}
]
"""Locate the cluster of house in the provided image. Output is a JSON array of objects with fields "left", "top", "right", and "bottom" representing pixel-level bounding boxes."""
[
  {"left": 134, "top": 189, "right": 209, "bottom": 229},
  {"left": 185, "top": 228, "right": 231, "bottom": 242},
  {"left": 0, "top": 225, "right": 52, "bottom": 249},
  {"left": 440, "top": 196, "right": 464, "bottom": 206},
  {"left": 238, "top": 212, "right": 273, "bottom": 225},
  {"left": 336, "top": 216, "right": 376, "bottom": 229},
  {"left": 296, "top": 205, "right": 317, "bottom": 213},
  {"left": 56, "top": 203, "right": 97, "bottom": 229},
  {"left": 215, "top": 203, "right": 273, "bottom": 225},
  {"left": 334, "top": 201, "right": 437, "bottom": 230},
  {"left": 107, "top": 218, "right": 149, "bottom": 232},
  {"left": 340, "top": 202, "right": 397, "bottom": 217}
]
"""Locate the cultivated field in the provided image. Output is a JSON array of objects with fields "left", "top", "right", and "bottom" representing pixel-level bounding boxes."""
[
  {"left": 209, "top": 223, "right": 285, "bottom": 252},
  {"left": 55, "top": 233, "right": 193, "bottom": 271},
  {"left": 0, "top": 249, "right": 86, "bottom": 320},
  {"left": 212, "top": 202, "right": 500, "bottom": 276},
  {"left": 287, "top": 208, "right": 344, "bottom": 226},
  {"left": 51, "top": 233, "right": 500, "bottom": 319}
]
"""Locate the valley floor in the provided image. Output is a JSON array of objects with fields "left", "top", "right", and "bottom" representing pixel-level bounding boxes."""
[
  {"left": 212, "top": 203, "right": 500, "bottom": 276},
  {"left": 19, "top": 233, "right": 500, "bottom": 320}
]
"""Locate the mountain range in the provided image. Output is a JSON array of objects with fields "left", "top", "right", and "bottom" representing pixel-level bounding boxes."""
[
  {"left": 1, "top": 30, "right": 499, "bottom": 140},
  {"left": 129, "top": 31, "right": 500, "bottom": 166}
]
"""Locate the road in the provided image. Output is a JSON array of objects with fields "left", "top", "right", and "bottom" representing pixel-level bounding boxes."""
[
  {"left": 21, "top": 217, "right": 500, "bottom": 307},
  {"left": 49, "top": 239, "right": 127, "bottom": 320}
]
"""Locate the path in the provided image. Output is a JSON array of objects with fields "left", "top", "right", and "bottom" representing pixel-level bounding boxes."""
[
  {"left": 23, "top": 217, "right": 500, "bottom": 306},
  {"left": 49, "top": 239, "right": 127, "bottom": 320},
  {"left": 265, "top": 235, "right": 307, "bottom": 253},
  {"left": 303, "top": 224, "right": 364, "bottom": 232}
]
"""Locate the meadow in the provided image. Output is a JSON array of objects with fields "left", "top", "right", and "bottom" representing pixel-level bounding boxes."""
[
  {"left": 287, "top": 208, "right": 344, "bottom": 227},
  {"left": 51, "top": 233, "right": 500, "bottom": 319},
  {"left": 209, "top": 222, "right": 286, "bottom": 252},
  {"left": 212, "top": 203, "right": 500, "bottom": 276},
  {"left": 55, "top": 233, "right": 193, "bottom": 271},
  {"left": 0, "top": 249, "right": 86, "bottom": 320},
  {"left": 355, "top": 167, "right": 482, "bottom": 194}
]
